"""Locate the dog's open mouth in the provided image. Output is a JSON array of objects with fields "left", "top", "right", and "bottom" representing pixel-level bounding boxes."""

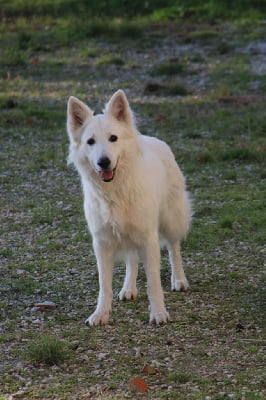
[
  {"left": 99, "top": 169, "right": 115, "bottom": 182},
  {"left": 97, "top": 158, "right": 118, "bottom": 183}
]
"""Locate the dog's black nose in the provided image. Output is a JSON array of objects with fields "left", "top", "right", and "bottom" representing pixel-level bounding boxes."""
[{"left": 97, "top": 156, "right": 111, "bottom": 170}]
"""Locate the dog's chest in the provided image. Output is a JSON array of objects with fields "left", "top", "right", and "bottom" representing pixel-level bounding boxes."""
[{"left": 85, "top": 191, "right": 146, "bottom": 244}]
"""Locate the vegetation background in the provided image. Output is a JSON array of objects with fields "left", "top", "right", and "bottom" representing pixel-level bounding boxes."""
[{"left": 0, "top": 1, "right": 265, "bottom": 399}]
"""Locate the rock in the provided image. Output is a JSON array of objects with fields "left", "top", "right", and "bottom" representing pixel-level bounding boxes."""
[
  {"left": 247, "top": 42, "right": 266, "bottom": 54},
  {"left": 12, "top": 390, "right": 29, "bottom": 398},
  {"left": 16, "top": 269, "right": 26, "bottom": 275}
]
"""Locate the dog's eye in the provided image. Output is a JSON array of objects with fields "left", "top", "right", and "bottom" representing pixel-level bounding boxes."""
[
  {"left": 87, "top": 138, "right": 95, "bottom": 146},
  {"left": 109, "top": 135, "right": 118, "bottom": 143}
]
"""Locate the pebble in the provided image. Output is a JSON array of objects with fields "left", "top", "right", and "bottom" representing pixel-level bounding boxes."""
[
  {"left": 97, "top": 352, "right": 107, "bottom": 360},
  {"left": 16, "top": 269, "right": 26, "bottom": 275},
  {"left": 12, "top": 390, "right": 29, "bottom": 398},
  {"left": 32, "top": 319, "right": 41, "bottom": 324}
]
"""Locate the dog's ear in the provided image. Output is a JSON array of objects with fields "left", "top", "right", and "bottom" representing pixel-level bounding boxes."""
[
  {"left": 105, "top": 90, "right": 134, "bottom": 125},
  {"left": 67, "top": 96, "right": 93, "bottom": 143}
]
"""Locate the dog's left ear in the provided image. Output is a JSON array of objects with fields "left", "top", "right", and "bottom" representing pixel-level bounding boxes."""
[{"left": 105, "top": 90, "right": 134, "bottom": 125}]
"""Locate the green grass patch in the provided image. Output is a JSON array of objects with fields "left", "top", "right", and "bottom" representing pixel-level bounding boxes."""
[
  {"left": 25, "top": 335, "right": 70, "bottom": 365},
  {"left": 11, "top": 276, "right": 39, "bottom": 295},
  {"left": 168, "top": 372, "right": 191, "bottom": 384},
  {"left": 151, "top": 58, "right": 186, "bottom": 76},
  {"left": 96, "top": 54, "right": 125, "bottom": 66},
  {"left": 189, "top": 29, "right": 221, "bottom": 41}
]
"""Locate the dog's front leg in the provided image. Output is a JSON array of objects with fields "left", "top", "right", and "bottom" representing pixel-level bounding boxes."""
[
  {"left": 85, "top": 240, "right": 115, "bottom": 326},
  {"left": 144, "top": 235, "right": 170, "bottom": 325}
]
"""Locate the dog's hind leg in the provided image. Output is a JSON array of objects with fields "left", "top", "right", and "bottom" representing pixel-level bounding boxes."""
[
  {"left": 119, "top": 252, "right": 138, "bottom": 301},
  {"left": 168, "top": 241, "right": 189, "bottom": 291},
  {"left": 85, "top": 240, "right": 115, "bottom": 326}
]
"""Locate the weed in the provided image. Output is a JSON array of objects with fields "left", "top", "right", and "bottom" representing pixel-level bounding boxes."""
[
  {"left": 222, "top": 147, "right": 260, "bottom": 162},
  {"left": 144, "top": 80, "right": 190, "bottom": 96},
  {"left": 219, "top": 216, "right": 234, "bottom": 230},
  {"left": 11, "top": 276, "right": 39, "bottom": 295},
  {"left": 168, "top": 372, "right": 191, "bottom": 384},
  {"left": 151, "top": 59, "right": 186, "bottom": 76},
  {"left": 0, "top": 50, "right": 26, "bottom": 67},
  {"left": 189, "top": 29, "right": 221, "bottom": 41},
  {"left": 25, "top": 335, "right": 69, "bottom": 365},
  {"left": 0, "top": 248, "right": 13, "bottom": 258},
  {"left": 80, "top": 46, "right": 99, "bottom": 58},
  {"left": 96, "top": 54, "right": 125, "bottom": 66}
]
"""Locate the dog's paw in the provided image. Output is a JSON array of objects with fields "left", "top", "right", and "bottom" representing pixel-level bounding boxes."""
[
  {"left": 171, "top": 278, "right": 190, "bottom": 292},
  {"left": 119, "top": 286, "right": 138, "bottom": 301},
  {"left": 85, "top": 309, "right": 110, "bottom": 326},
  {"left": 149, "top": 309, "right": 170, "bottom": 325}
]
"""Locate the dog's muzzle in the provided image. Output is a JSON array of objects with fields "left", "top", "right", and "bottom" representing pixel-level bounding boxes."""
[{"left": 97, "top": 157, "right": 117, "bottom": 182}]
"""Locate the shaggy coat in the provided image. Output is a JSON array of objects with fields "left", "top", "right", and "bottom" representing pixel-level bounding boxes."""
[{"left": 67, "top": 90, "right": 191, "bottom": 325}]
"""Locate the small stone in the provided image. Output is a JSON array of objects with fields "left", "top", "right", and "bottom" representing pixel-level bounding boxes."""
[
  {"left": 12, "top": 390, "right": 28, "bottom": 398},
  {"left": 134, "top": 347, "right": 142, "bottom": 359},
  {"left": 16, "top": 269, "right": 26, "bottom": 275},
  {"left": 15, "top": 362, "right": 25, "bottom": 370},
  {"left": 97, "top": 352, "right": 107, "bottom": 360}
]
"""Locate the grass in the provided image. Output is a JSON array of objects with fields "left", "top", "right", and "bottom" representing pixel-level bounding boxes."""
[
  {"left": 151, "top": 58, "right": 186, "bottom": 76},
  {"left": 25, "top": 335, "right": 70, "bottom": 366},
  {"left": 0, "top": 1, "right": 265, "bottom": 400}
]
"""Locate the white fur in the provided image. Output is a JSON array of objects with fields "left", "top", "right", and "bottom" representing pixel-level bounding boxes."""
[{"left": 67, "top": 90, "right": 192, "bottom": 325}]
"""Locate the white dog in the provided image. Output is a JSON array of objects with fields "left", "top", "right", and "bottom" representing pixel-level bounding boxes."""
[{"left": 67, "top": 90, "right": 192, "bottom": 325}]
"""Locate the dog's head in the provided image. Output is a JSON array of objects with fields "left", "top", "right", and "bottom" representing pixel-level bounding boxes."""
[{"left": 67, "top": 90, "right": 136, "bottom": 183}]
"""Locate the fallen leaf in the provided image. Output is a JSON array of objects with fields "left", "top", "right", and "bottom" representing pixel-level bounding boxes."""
[
  {"left": 31, "top": 57, "right": 39, "bottom": 64},
  {"left": 33, "top": 301, "right": 57, "bottom": 310},
  {"left": 197, "top": 156, "right": 210, "bottom": 163},
  {"left": 129, "top": 377, "right": 149, "bottom": 392},
  {"left": 142, "top": 364, "right": 160, "bottom": 375},
  {"left": 155, "top": 114, "right": 166, "bottom": 122}
]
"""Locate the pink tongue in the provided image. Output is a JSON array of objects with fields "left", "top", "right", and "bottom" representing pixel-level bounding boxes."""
[{"left": 101, "top": 170, "right": 113, "bottom": 181}]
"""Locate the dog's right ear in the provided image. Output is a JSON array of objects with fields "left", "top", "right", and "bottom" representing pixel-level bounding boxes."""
[{"left": 67, "top": 96, "right": 93, "bottom": 144}]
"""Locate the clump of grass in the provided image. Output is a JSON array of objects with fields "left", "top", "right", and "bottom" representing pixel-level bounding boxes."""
[
  {"left": 11, "top": 276, "right": 38, "bottom": 295},
  {"left": 18, "top": 31, "right": 32, "bottom": 50},
  {"left": 216, "top": 39, "right": 233, "bottom": 54},
  {"left": 151, "top": 58, "right": 186, "bottom": 76},
  {"left": 63, "top": 18, "right": 143, "bottom": 43},
  {"left": 81, "top": 46, "right": 99, "bottom": 58},
  {"left": 168, "top": 372, "right": 191, "bottom": 384},
  {"left": 1, "top": 50, "right": 26, "bottom": 67},
  {"left": 219, "top": 216, "right": 234, "bottom": 230},
  {"left": 224, "top": 170, "right": 237, "bottom": 180},
  {"left": 96, "top": 54, "right": 125, "bottom": 66},
  {"left": 0, "top": 248, "right": 13, "bottom": 258},
  {"left": 25, "top": 335, "right": 69, "bottom": 366},
  {"left": 144, "top": 80, "right": 190, "bottom": 96},
  {"left": 222, "top": 147, "right": 259, "bottom": 162},
  {"left": 189, "top": 29, "right": 221, "bottom": 41}
]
